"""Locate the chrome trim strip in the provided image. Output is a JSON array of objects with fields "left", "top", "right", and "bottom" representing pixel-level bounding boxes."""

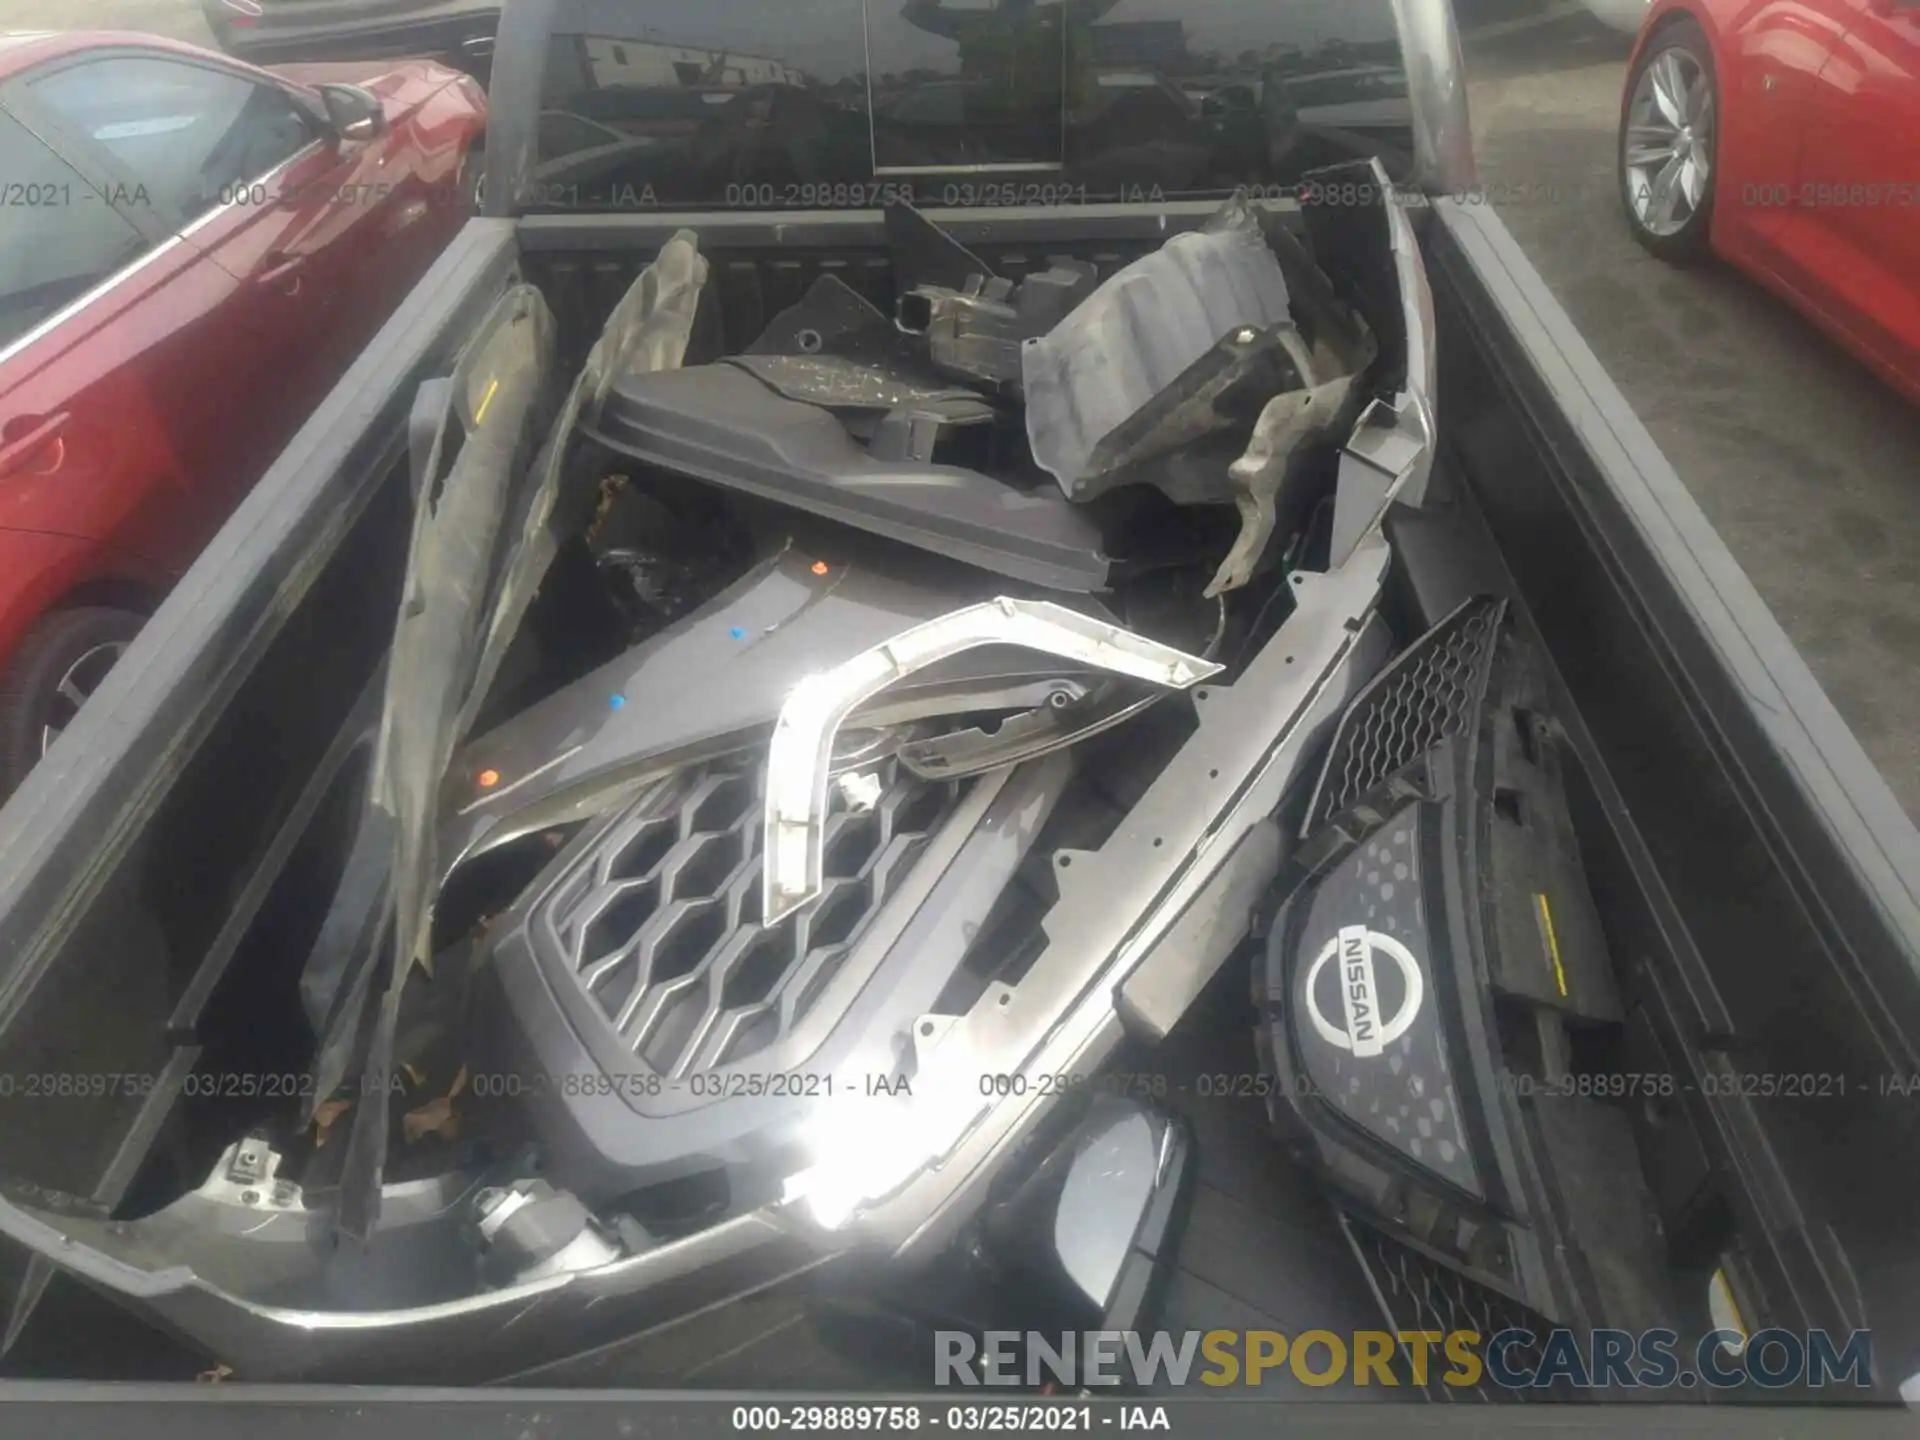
[
  {"left": 760, "top": 599, "right": 1223, "bottom": 924},
  {"left": 786, "top": 539, "right": 1392, "bottom": 1242},
  {"left": 0, "top": 234, "right": 187, "bottom": 368},
  {"left": 0, "top": 140, "right": 329, "bottom": 368},
  {"left": 871, "top": 162, "right": 1069, "bottom": 177},
  {"left": 177, "top": 139, "right": 328, "bottom": 246}
]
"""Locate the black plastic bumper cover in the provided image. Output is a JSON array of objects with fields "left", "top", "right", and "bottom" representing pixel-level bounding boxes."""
[{"left": 1258, "top": 597, "right": 1674, "bottom": 1336}]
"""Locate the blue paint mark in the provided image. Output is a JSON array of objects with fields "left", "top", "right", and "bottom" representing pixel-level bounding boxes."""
[
  {"left": 609, "top": 694, "right": 625, "bottom": 710},
  {"left": 730, "top": 626, "right": 748, "bottom": 640}
]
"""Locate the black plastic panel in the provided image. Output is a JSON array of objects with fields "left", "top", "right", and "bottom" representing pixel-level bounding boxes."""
[
  {"left": 1303, "top": 597, "right": 1503, "bottom": 834},
  {"left": 1340, "top": 1213, "right": 1558, "bottom": 1403},
  {"left": 1263, "top": 603, "right": 1674, "bottom": 1334},
  {"left": 587, "top": 363, "right": 1110, "bottom": 591}
]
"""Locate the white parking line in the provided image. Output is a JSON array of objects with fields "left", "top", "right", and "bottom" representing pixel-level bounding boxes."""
[{"left": 1459, "top": 1, "right": 1596, "bottom": 42}]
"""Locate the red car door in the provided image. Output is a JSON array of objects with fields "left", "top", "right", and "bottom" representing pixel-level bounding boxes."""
[
  {"left": 1798, "top": 0, "right": 1920, "bottom": 397},
  {"left": 6, "top": 49, "right": 350, "bottom": 562},
  {"left": 0, "top": 102, "right": 217, "bottom": 575},
  {"left": 1711, "top": 0, "right": 1856, "bottom": 260}
]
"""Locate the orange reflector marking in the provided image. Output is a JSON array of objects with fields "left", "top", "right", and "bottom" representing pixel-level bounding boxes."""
[
  {"left": 811, "top": 561, "right": 830, "bottom": 575},
  {"left": 478, "top": 769, "right": 500, "bottom": 788}
]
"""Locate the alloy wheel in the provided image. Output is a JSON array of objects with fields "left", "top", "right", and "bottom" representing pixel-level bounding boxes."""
[
  {"left": 1624, "top": 46, "right": 1715, "bottom": 238},
  {"left": 39, "top": 639, "right": 128, "bottom": 755}
]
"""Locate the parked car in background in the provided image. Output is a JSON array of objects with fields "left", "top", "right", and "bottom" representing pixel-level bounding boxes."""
[
  {"left": 1455, "top": 0, "right": 1652, "bottom": 34},
  {"left": 0, "top": 31, "right": 485, "bottom": 796},
  {"left": 1618, "top": 0, "right": 1920, "bottom": 404},
  {"left": 202, "top": 0, "right": 500, "bottom": 81},
  {"left": 1584, "top": 0, "right": 1655, "bottom": 34}
]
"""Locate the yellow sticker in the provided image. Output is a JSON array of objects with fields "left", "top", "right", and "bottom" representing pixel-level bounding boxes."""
[
  {"left": 1534, "top": 892, "right": 1569, "bottom": 998},
  {"left": 1709, "top": 1268, "right": 1749, "bottom": 1355}
]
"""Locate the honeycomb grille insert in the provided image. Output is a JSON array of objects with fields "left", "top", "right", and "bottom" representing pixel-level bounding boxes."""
[
  {"left": 1306, "top": 597, "right": 1505, "bottom": 832},
  {"left": 1341, "top": 1214, "right": 1555, "bottom": 1402},
  {"left": 539, "top": 756, "right": 960, "bottom": 1078}
]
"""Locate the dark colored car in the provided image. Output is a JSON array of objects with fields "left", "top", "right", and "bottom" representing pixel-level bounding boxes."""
[{"left": 0, "top": 31, "right": 485, "bottom": 795}]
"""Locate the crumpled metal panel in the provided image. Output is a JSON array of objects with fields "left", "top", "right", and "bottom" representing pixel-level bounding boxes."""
[
  {"left": 584, "top": 228, "right": 709, "bottom": 420},
  {"left": 542, "top": 755, "right": 961, "bottom": 1078},
  {"left": 1023, "top": 197, "right": 1294, "bottom": 499},
  {"left": 464, "top": 231, "right": 709, "bottom": 740}
]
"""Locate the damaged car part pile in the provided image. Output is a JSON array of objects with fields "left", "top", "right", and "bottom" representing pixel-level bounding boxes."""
[{"left": 0, "top": 161, "right": 1649, "bottom": 1381}]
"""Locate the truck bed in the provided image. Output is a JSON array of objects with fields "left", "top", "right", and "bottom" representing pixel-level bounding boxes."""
[{"left": 0, "top": 199, "right": 1913, "bottom": 1394}]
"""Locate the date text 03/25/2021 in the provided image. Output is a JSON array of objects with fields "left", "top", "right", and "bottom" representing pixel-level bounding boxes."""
[{"left": 730, "top": 1403, "right": 1166, "bottom": 1432}]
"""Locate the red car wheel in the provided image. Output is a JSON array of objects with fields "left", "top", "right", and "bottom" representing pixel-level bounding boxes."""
[
  {"left": 0, "top": 606, "right": 145, "bottom": 797},
  {"left": 1619, "top": 17, "right": 1719, "bottom": 263}
]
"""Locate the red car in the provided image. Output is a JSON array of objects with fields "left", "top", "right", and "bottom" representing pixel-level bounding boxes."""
[
  {"left": 1617, "top": 1, "right": 1920, "bottom": 405},
  {"left": 0, "top": 31, "right": 484, "bottom": 794}
]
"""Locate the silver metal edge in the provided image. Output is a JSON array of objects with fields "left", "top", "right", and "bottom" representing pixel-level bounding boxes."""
[
  {"left": 760, "top": 600, "right": 1223, "bottom": 923},
  {"left": 781, "top": 537, "right": 1392, "bottom": 1248},
  {"left": 1391, "top": 0, "right": 1479, "bottom": 198}
]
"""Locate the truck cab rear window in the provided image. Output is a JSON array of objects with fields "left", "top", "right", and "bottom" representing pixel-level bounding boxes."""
[{"left": 528, "top": 0, "right": 1416, "bottom": 213}]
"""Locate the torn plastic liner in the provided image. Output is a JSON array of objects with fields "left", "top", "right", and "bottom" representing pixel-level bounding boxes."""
[
  {"left": 302, "top": 239, "right": 710, "bottom": 1148},
  {"left": 1022, "top": 196, "right": 1296, "bottom": 498},
  {"left": 582, "top": 228, "right": 709, "bottom": 423},
  {"left": 331, "top": 283, "right": 557, "bottom": 1241},
  {"left": 463, "top": 230, "right": 709, "bottom": 736},
  {"left": 1022, "top": 195, "right": 1376, "bottom": 594},
  {"left": 1208, "top": 358, "right": 1360, "bottom": 599}
]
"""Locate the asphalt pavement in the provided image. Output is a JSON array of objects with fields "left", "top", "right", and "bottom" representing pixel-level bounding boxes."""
[
  {"left": 1, "top": 0, "right": 211, "bottom": 44},
  {"left": 1, "top": 0, "right": 1914, "bottom": 820},
  {"left": 1463, "top": 11, "right": 1920, "bottom": 822}
]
